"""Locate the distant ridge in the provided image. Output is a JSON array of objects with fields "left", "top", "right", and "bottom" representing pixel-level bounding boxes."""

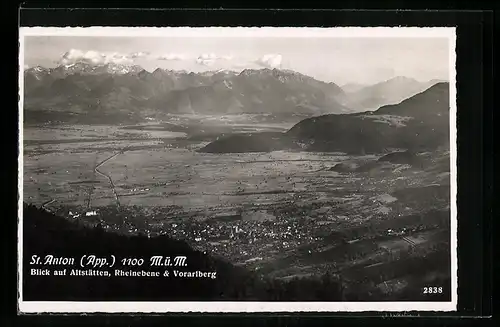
[
  {"left": 23, "top": 63, "right": 350, "bottom": 122},
  {"left": 343, "top": 76, "right": 449, "bottom": 111},
  {"left": 24, "top": 63, "right": 340, "bottom": 84}
]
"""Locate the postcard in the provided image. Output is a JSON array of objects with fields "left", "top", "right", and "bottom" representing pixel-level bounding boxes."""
[{"left": 18, "top": 26, "right": 457, "bottom": 313}]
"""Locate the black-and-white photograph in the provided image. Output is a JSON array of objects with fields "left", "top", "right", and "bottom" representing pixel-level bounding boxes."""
[{"left": 18, "top": 27, "right": 457, "bottom": 313}]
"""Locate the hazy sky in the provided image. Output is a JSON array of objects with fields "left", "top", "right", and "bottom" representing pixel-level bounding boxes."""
[{"left": 23, "top": 35, "right": 450, "bottom": 85}]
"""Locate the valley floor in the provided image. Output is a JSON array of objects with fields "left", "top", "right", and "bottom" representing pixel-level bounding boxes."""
[{"left": 22, "top": 115, "right": 452, "bottom": 301}]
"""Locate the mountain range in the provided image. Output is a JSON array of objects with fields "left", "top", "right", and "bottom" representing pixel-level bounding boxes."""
[
  {"left": 23, "top": 62, "right": 447, "bottom": 124},
  {"left": 23, "top": 63, "right": 351, "bottom": 123}
]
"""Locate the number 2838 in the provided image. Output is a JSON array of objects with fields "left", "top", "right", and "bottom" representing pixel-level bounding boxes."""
[{"left": 423, "top": 287, "right": 443, "bottom": 294}]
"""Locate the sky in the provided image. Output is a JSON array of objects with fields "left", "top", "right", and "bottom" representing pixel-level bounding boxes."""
[{"left": 23, "top": 35, "right": 451, "bottom": 85}]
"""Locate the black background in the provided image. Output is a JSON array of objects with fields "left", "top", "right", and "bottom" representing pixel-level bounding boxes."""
[{"left": 7, "top": 5, "right": 493, "bottom": 325}]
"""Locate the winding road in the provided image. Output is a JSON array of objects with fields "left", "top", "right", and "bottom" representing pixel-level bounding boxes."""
[{"left": 93, "top": 150, "right": 125, "bottom": 207}]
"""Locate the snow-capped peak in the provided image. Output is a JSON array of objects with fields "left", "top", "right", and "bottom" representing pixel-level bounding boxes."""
[{"left": 54, "top": 61, "right": 144, "bottom": 75}]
